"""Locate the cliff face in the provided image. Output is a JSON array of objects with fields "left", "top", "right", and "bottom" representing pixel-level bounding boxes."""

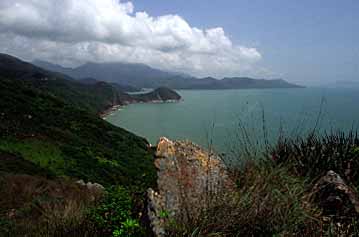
[{"left": 147, "top": 137, "right": 234, "bottom": 236}]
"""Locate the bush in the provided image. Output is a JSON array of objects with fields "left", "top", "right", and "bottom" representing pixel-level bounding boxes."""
[{"left": 89, "top": 186, "right": 143, "bottom": 237}]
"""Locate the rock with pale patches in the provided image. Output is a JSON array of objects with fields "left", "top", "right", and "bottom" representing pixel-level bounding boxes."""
[{"left": 148, "top": 137, "right": 234, "bottom": 236}]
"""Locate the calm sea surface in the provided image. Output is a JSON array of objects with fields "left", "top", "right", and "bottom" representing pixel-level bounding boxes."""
[{"left": 105, "top": 88, "right": 359, "bottom": 152}]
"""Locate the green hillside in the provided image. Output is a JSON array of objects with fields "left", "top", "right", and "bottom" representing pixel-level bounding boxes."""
[
  {"left": 0, "top": 77, "right": 156, "bottom": 188},
  {"left": 0, "top": 55, "right": 158, "bottom": 236},
  {"left": 0, "top": 53, "right": 128, "bottom": 114}
]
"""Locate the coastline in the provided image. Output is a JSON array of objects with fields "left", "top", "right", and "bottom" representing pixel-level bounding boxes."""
[
  {"left": 100, "top": 99, "right": 182, "bottom": 119},
  {"left": 99, "top": 104, "right": 124, "bottom": 119}
]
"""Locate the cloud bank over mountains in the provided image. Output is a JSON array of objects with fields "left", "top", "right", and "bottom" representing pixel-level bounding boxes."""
[{"left": 0, "top": 0, "right": 263, "bottom": 77}]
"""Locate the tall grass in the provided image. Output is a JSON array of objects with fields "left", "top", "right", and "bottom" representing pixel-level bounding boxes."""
[
  {"left": 270, "top": 131, "right": 359, "bottom": 187},
  {"left": 165, "top": 101, "right": 359, "bottom": 236},
  {"left": 0, "top": 174, "right": 102, "bottom": 236},
  {"left": 166, "top": 161, "right": 320, "bottom": 236}
]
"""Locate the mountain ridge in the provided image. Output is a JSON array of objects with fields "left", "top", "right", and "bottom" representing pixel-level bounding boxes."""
[
  {"left": 33, "top": 59, "right": 304, "bottom": 89},
  {"left": 1, "top": 54, "right": 181, "bottom": 115}
]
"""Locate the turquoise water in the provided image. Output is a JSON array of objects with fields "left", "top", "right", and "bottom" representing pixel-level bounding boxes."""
[{"left": 105, "top": 88, "right": 359, "bottom": 152}]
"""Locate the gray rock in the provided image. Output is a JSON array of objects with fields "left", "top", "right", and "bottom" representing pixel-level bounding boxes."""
[
  {"left": 76, "top": 180, "right": 105, "bottom": 192},
  {"left": 311, "top": 170, "right": 359, "bottom": 216},
  {"left": 148, "top": 137, "right": 234, "bottom": 236},
  {"left": 75, "top": 179, "right": 86, "bottom": 186},
  {"left": 86, "top": 182, "right": 105, "bottom": 192}
]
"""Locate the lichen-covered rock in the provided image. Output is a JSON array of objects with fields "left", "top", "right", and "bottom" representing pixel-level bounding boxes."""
[
  {"left": 311, "top": 170, "right": 359, "bottom": 216},
  {"left": 148, "top": 137, "right": 234, "bottom": 236}
]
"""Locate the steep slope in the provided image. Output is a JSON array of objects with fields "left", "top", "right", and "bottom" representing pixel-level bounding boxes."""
[
  {"left": 0, "top": 77, "right": 156, "bottom": 187},
  {"left": 0, "top": 54, "right": 159, "bottom": 236},
  {"left": 0, "top": 54, "right": 128, "bottom": 114}
]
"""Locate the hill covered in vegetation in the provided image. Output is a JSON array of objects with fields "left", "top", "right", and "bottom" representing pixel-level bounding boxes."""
[
  {"left": 0, "top": 76, "right": 156, "bottom": 187},
  {"left": 0, "top": 54, "right": 128, "bottom": 114},
  {"left": 132, "top": 87, "right": 182, "bottom": 103},
  {"left": 1, "top": 54, "right": 181, "bottom": 115},
  {"left": 0, "top": 55, "right": 160, "bottom": 235}
]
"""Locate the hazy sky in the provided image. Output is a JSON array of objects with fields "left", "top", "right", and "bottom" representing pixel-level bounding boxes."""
[{"left": 0, "top": 0, "right": 358, "bottom": 85}]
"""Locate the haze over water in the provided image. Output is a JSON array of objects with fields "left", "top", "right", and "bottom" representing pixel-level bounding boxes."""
[{"left": 106, "top": 88, "right": 359, "bottom": 152}]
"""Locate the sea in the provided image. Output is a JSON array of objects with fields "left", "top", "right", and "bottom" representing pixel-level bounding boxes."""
[{"left": 105, "top": 88, "right": 359, "bottom": 153}]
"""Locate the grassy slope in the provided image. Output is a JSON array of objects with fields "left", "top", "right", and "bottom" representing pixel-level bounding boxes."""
[
  {"left": 0, "top": 55, "right": 157, "bottom": 236},
  {"left": 0, "top": 77, "right": 156, "bottom": 188}
]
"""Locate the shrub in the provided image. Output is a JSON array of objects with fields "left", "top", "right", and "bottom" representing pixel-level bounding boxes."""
[{"left": 89, "top": 186, "right": 143, "bottom": 237}]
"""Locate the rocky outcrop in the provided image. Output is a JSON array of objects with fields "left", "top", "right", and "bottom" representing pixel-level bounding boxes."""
[
  {"left": 311, "top": 170, "right": 359, "bottom": 216},
  {"left": 147, "top": 137, "right": 234, "bottom": 236},
  {"left": 76, "top": 180, "right": 105, "bottom": 201}
]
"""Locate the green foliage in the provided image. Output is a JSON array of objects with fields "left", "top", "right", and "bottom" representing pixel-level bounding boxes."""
[
  {"left": 0, "top": 53, "right": 126, "bottom": 114},
  {"left": 353, "top": 146, "right": 359, "bottom": 155},
  {"left": 0, "top": 139, "right": 66, "bottom": 176},
  {"left": 0, "top": 217, "right": 14, "bottom": 233},
  {"left": 0, "top": 150, "right": 54, "bottom": 177},
  {"left": 159, "top": 210, "right": 169, "bottom": 219},
  {"left": 0, "top": 77, "right": 156, "bottom": 189},
  {"left": 89, "top": 186, "right": 142, "bottom": 237},
  {"left": 132, "top": 87, "right": 181, "bottom": 102},
  {"left": 0, "top": 57, "right": 156, "bottom": 236}
]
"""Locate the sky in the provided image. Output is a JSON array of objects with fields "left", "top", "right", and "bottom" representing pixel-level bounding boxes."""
[{"left": 0, "top": 0, "right": 358, "bottom": 86}]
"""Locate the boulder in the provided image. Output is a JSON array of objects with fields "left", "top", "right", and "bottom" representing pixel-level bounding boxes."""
[
  {"left": 75, "top": 180, "right": 105, "bottom": 201},
  {"left": 86, "top": 182, "right": 105, "bottom": 192},
  {"left": 147, "top": 137, "right": 234, "bottom": 236},
  {"left": 311, "top": 170, "right": 359, "bottom": 216}
]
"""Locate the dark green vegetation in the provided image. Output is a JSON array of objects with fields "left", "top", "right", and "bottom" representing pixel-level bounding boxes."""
[
  {"left": 132, "top": 87, "right": 182, "bottom": 102},
  {"left": 166, "top": 132, "right": 359, "bottom": 236},
  {"left": 0, "top": 77, "right": 156, "bottom": 187},
  {"left": 34, "top": 59, "right": 303, "bottom": 90},
  {"left": 1, "top": 54, "right": 181, "bottom": 116},
  {"left": 0, "top": 53, "right": 127, "bottom": 114},
  {"left": 89, "top": 186, "right": 143, "bottom": 236},
  {"left": 0, "top": 54, "right": 159, "bottom": 236}
]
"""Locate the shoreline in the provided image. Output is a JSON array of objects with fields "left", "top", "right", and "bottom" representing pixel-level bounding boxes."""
[
  {"left": 99, "top": 104, "right": 124, "bottom": 119},
  {"left": 100, "top": 99, "right": 182, "bottom": 119}
]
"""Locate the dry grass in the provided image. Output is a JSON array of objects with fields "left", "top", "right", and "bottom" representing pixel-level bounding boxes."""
[
  {"left": 0, "top": 174, "right": 103, "bottom": 236},
  {"left": 165, "top": 160, "right": 321, "bottom": 236}
]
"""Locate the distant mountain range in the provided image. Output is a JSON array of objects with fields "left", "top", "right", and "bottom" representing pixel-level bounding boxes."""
[{"left": 33, "top": 60, "right": 303, "bottom": 90}]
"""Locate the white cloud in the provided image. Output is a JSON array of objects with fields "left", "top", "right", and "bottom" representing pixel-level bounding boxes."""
[{"left": 0, "top": 0, "right": 263, "bottom": 77}]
